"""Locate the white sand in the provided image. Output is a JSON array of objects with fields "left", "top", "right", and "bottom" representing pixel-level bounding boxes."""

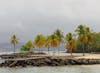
[{"left": 31, "top": 53, "right": 100, "bottom": 59}]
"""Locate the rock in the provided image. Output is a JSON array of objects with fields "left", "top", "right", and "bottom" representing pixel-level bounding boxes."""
[
  {"left": 9, "top": 61, "right": 17, "bottom": 67},
  {"left": 0, "top": 58, "right": 100, "bottom": 67}
]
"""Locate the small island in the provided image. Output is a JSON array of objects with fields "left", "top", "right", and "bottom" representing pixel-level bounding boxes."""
[{"left": 0, "top": 24, "right": 100, "bottom": 67}]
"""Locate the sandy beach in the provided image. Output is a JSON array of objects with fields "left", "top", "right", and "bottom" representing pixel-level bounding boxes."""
[{"left": 24, "top": 53, "right": 100, "bottom": 59}]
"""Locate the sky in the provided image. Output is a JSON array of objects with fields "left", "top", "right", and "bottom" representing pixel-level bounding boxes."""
[{"left": 0, "top": 0, "right": 100, "bottom": 43}]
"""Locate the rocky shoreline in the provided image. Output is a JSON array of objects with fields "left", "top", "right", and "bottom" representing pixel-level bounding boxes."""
[{"left": 0, "top": 57, "right": 100, "bottom": 67}]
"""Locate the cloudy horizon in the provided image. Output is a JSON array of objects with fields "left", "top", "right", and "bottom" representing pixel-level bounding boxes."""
[{"left": 0, "top": 0, "right": 100, "bottom": 43}]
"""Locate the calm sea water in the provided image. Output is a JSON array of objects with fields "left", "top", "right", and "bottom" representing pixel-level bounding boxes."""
[{"left": 0, "top": 65, "right": 100, "bottom": 73}]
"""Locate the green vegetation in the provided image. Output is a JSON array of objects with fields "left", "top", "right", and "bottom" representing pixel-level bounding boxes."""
[
  {"left": 54, "top": 29, "right": 64, "bottom": 53},
  {"left": 20, "top": 40, "right": 34, "bottom": 51},
  {"left": 47, "top": 34, "right": 59, "bottom": 54},
  {"left": 75, "top": 25, "right": 93, "bottom": 56},
  {"left": 65, "top": 33, "right": 76, "bottom": 56},
  {"left": 34, "top": 34, "right": 46, "bottom": 52},
  {"left": 90, "top": 33, "right": 100, "bottom": 52},
  {"left": 10, "top": 24, "right": 100, "bottom": 56}
]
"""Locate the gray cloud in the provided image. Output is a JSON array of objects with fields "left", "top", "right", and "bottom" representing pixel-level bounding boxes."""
[{"left": 0, "top": 0, "right": 100, "bottom": 43}]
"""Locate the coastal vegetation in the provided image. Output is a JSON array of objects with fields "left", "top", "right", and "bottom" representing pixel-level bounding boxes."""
[
  {"left": 65, "top": 33, "right": 76, "bottom": 56},
  {"left": 34, "top": 34, "right": 46, "bottom": 52},
  {"left": 11, "top": 35, "right": 19, "bottom": 54},
  {"left": 20, "top": 40, "right": 34, "bottom": 52},
  {"left": 7, "top": 24, "right": 100, "bottom": 57},
  {"left": 14, "top": 24, "right": 100, "bottom": 56},
  {"left": 75, "top": 25, "right": 93, "bottom": 56}
]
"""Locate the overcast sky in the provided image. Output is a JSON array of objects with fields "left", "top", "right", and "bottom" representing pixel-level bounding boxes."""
[{"left": 0, "top": 0, "right": 100, "bottom": 43}]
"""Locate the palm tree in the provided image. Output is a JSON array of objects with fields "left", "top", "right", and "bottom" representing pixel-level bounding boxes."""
[
  {"left": 54, "top": 29, "right": 64, "bottom": 53},
  {"left": 75, "top": 24, "right": 87, "bottom": 56},
  {"left": 86, "top": 27, "right": 94, "bottom": 53},
  {"left": 45, "top": 36, "right": 51, "bottom": 54},
  {"left": 34, "top": 34, "right": 46, "bottom": 53},
  {"left": 65, "top": 33, "right": 75, "bottom": 56},
  {"left": 11, "top": 35, "right": 18, "bottom": 54},
  {"left": 49, "top": 34, "right": 59, "bottom": 54}
]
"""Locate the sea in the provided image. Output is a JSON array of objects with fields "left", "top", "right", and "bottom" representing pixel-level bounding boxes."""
[{"left": 0, "top": 65, "right": 100, "bottom": 73}]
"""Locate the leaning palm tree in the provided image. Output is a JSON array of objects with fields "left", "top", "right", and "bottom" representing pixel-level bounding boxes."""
[
  {"left": 54, "top": 29, "right": 64, "bottom": 53},
  {"left": 75, "top": 24, "right": 87, "bottom": 56},
  {"left": 34, "top": 34, "right": 46, "bottom": 53},
  {"left": 65, "top": 33, "right": 75, "bottom": 56},
  {"left": 11, "top": 35, "right": 18, "bottom": 54}
]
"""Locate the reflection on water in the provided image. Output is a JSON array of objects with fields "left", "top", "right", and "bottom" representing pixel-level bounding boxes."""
[{"left": 0, "top": 65, "right": 100, "bottom": 73}]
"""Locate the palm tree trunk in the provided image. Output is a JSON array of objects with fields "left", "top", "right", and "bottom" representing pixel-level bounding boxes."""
[
  {"left": 82, "top": 44, "right": 85, "bottom": 56},
  {"left": 71, "top": 52, "right": 72, "bottom": 56},
  {"left": 14, "top": 44, "right": 15, "bottom": 54},
  {"left": 48, "top": 46, "right": 50, "bottom": 54},
  {"left": 88, "top": 45, "right": 91, "bottom": 53},
  {"left": 39, "top": 47, "right": 41, "bottom": 53},
  {"left": 53, "top": 48, "right": 55, "bottom": 55},
  {"left": 58, "top": 46, "right": 59, "bottom": 54},
  {"left": 71, "top": 49, "right": 73, "bottom": 56},
  {"left": 58, "top": 44, "right": 61, "bottom": 54}
]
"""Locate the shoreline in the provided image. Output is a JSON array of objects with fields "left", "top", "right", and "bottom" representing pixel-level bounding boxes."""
[
  {"left": 0, "top": 53, "right": 100, "bottom": 67},
  {"left": 0, "top": 57, "right": 100, "bottom": 67}
]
